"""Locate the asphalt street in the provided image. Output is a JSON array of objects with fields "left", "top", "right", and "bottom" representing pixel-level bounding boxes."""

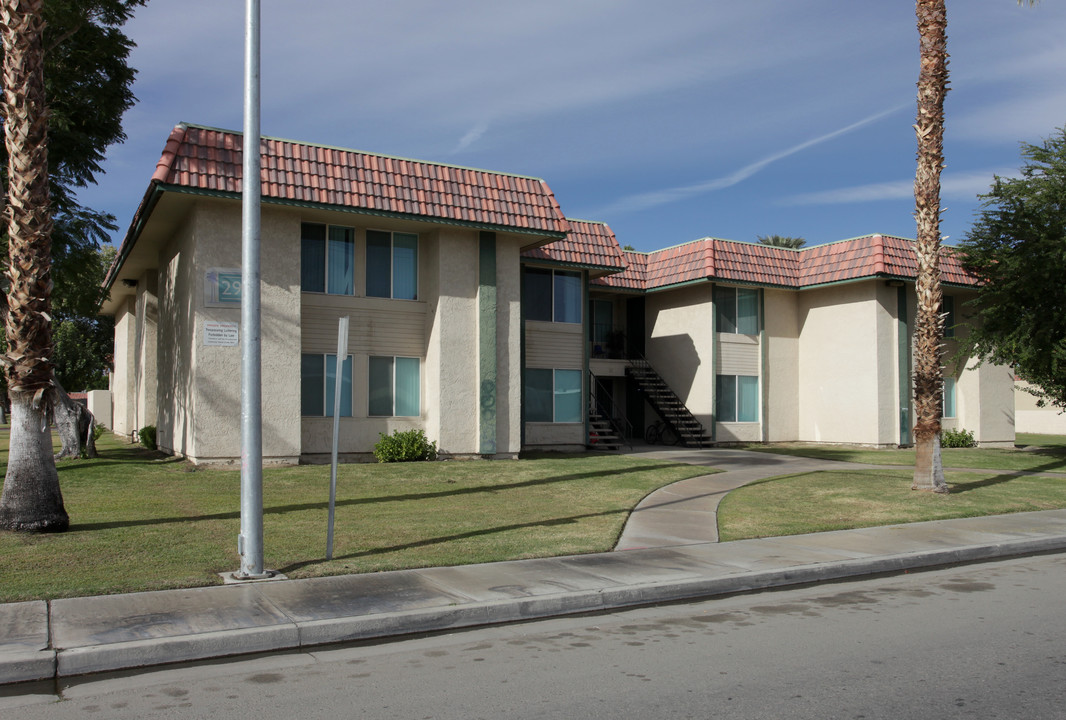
[{"left": 6, "top": 553, "right": 1066, "bottom": 719}]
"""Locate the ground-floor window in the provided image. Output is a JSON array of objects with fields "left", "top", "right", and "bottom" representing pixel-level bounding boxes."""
[
  {"left": 716, "top": 374, "right": 759, "bottom": 423},
  {"left": 943, "top": 376, "right": 957, "bottom": 418},
  {"left": 525, "top": 368, "right": 582, "bottom": 423},
  {"left": 301, "top": 354, "right": 353, "bottom": 416},
  {"left": 369, "top": 356, "right": 421, "bottom": 417}
]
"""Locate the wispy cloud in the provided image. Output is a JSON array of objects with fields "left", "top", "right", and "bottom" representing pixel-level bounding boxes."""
[
  {"left": 780, "top": 168, "right": 1014, "bottom": 206},
  {"left": 453, "top": 121, "right": 490, "bottom": 154},
  {"left": 587, "top": 103, "right": 909, "bottom": 217}
]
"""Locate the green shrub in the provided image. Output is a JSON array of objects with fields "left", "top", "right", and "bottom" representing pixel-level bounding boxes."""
[
  {"left": 373, "top": 429, "right": 437, "bottom": 463},
  {"left": 138, "top": 425, "right": 157, "bottom": 450},
  {"left": 942, "top": 428, "right": 976, "bottom": 449},
  {"left": 93, "top": 423, "right": 105, "bottom": 442}
]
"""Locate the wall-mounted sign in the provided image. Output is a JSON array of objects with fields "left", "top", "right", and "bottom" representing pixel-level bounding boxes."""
[
  {"left": 204, "top": 321, "right": 239, "bottom": 347},
  {"left": 205, "top": 268, "right": 242, "bottom": 307}
]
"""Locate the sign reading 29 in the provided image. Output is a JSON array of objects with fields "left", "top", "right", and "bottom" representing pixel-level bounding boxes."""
[{"left": 205, "top": 268, "right": 243, "bottom": 308}]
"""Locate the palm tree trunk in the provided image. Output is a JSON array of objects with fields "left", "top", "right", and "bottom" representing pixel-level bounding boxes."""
[
  {"left": 0, "top": 0, "right": 68, "bottom": 531},
  {"left": 912, "top": 0, "right": 949, "bottom": 493}
]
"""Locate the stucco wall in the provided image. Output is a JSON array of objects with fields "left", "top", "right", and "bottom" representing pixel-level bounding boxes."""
[
  {"left": 796, "top": 281, "right": 895, "bottom": 445},
  {"left": 156, "top": 214, "right": 195, "bottom": 457},
  {"left": 1016, "top": 381, "right": 1066, "bottom": 435},
  {"left": 133, "top": 270, "right": 159, "bottom": 438},
  {"left": 646, "top": 283, "right": 715, "bottom": 432},
  {"left": 165, "top": 201, "right": 301, "bottom": 463},
  {"left": 435, "top": 228, "right": 480, "bottom": 453},
  {"left": 942, "top": 289, "right": 1015, "bottom": 446},
  {"left": 524, "top": 422, "right": 584, "bottom": 448},
  {"left": 110, "top": 298, "right": 137, "bottom": 437},
  {"left": 762, "top": 288, "right": 799, "bottom": 442}
]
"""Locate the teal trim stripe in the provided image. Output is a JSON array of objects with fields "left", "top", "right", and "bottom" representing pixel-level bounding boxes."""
[
  {"left": 582, "top": 269, "right": 590, "bottom": 446},
  {"left": 479, "top": 233, "right": 498, "bottom": 455},
  {"left": 759, "top": 288, "right": 768, "bottom": 443},
  {"left": 897, "top": 285, "right": 912, "bottom": 446},
  {"left": 709, "top": 282, "right": 717, "bottom": 442}
]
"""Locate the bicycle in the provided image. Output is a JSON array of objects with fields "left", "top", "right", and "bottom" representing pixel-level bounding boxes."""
[{"left": 644, "top": 420, "right": 680, "bottom": 445}]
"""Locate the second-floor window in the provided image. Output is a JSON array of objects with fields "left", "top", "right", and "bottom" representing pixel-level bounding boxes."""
[
  {"left": 301, "top": 223, "right": 355, "bottom": 295},
  {"left": 715, "top": 286, "right": 759, "bottom": 335},
  {"left": 367, "top": 230, "right": 418, "bottom": 300},
  {"left": 524, "top": 268, "right": 581, "bottom": 323}
]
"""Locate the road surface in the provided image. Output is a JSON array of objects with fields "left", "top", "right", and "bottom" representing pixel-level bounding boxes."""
[{"left": 5, "top": 554, "right": 1066, "bottom": 719}]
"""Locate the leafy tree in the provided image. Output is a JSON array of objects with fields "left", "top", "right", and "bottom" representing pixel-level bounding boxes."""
[
  {"left": 2, "top": 0, "right": 143, "bottom": 317},
  {"left": 957, "top": 128, "right": 1066, "bottom": 411},
  {"left": 756, "top": 234, "right": 806, "bottom": 249},
  {"left": 911, "top": 0, "right": 949, "bottom": 493},
  {"left": 50, "top": 243, "right": 115, "bottom": 391},
  {"left": 1, "top": 0, "right": 143, "bottom": 532}
]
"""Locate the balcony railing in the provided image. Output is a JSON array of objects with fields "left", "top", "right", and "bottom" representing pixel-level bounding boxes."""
[{"left": 589, "top": 325, "right": 628, "bottom": 359}]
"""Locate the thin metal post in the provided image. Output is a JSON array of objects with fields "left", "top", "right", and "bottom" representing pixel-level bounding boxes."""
[
  {"left": 326, "top": 317, "right": 349, "bottom": 560},
  {"left": 237, "top": 0, "right": 265, "bottom": 579}
]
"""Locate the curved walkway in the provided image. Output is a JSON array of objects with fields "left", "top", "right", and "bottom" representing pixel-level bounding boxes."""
[
  {"left": 613, "top": 445, "right": 1061, "bottom": 550},
  {"left": 614, "top": 445, "right": 887, "bottom": 550}
]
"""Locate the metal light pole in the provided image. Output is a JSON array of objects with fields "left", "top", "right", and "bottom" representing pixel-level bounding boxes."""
[{"left": 237, "top": 0, "right": 266, "bottom": 579}]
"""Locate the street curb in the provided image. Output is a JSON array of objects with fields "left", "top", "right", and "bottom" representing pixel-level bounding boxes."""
[{"left": 5, "top": 533, "right": 1064, "bottom": 685}]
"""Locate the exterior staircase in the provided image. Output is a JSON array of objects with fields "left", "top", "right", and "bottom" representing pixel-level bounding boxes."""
[
  {"left": 626, "top": 357, "right": 711, "bottom": 448},
  {"left": 587, "top": 410, "right": 623, "bottom": 451},
  {"left": 587, "top": 370, "right": 631, "bottom": 451}
]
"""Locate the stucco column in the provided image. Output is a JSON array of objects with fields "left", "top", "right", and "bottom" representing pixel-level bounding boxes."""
[{"left": 478, "top": 232, "right": 497, "bottom": 455}]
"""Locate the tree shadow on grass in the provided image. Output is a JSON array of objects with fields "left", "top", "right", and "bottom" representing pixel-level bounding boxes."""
[
  {"left": 948, "top": 469, "right": 1064, "bottom": 494},
  {"left": 69, "top": 463, "right": 686, "bottom": 532},
  {"left": 277, "top": 507, "right": 628, "bottom": 574}
]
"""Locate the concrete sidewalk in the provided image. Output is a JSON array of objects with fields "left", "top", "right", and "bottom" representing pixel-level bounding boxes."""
[{"left": 3, "top": 448, "right": 1066, "bottom": 685}]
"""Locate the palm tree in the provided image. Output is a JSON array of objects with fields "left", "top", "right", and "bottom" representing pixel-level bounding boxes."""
[
  {"left": 911, "top": 0, "right": 949, "bottom": 492},
  {"left": 0, "top": 0, "right": 69, "bottom": 531},
  {"left": 756, "top": 234, "right": 806, "bottom": 249}
]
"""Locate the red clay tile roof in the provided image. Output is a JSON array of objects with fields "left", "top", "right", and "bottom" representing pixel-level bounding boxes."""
[
  {"left": 594, "top": 250, "right": 647, "bottom": 290},
  {"left": 521, "top": 219, "right": 626, "bottom": 273},
  {"left": 151, "top": 123, "right": 570, "bottom": 235},
  {"left": 589, "top": 234, "right": 975, "bottom": 291}
]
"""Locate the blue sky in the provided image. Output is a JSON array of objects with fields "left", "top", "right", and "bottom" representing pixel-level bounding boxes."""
[{"left": 75, "top": 0, "right": 1066, "bottom": 253}]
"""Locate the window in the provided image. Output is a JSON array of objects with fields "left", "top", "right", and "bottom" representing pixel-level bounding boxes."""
[
  {"left": 944, "top": 376, "right": 957, "bottom": 418},
  {"left": 369, "top": 356, "right": 421, "bottom": 416},
  {"left": 524, "top": 268, "right": 581, "bottom": 323},
  {"left": 301, "top": 223, "right": 355, "bottom": 295},
  {"left": 301, "top": 354, "right": 353, "bottom": 416},
  {"left": 715, "top": 286, "right": 759, "bottom": 335},
  {"left": 943, "top": 295, "right": 956, "bottom": 338},
  {"left": 589, "top": 299, "right": 613, "bottom": 346},
  {"left": 367, "top": 230, "right": 418, "bottom": 300},
  {"left": 716, "top": 375, "right": 759, "bottom": 422},
  {"left": 525, "top": 369, "right": 582, "bottom": 423}
]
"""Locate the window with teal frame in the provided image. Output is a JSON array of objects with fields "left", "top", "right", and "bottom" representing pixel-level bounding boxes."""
[
  {"left": 367, "top": 230, "right": 418, "bottom": 300},
  {"left": 301, "top": 223, "right": 354, "bottom": 295},
  {"left": 524, "top": 368, "right": 582, "bottom": 422},
  {"left": 943, "top": 376, "right": 956, "bottom": 418},
  {"left": 716, "top": 374, "right": 759, "bottom": 422},
  {"left": 523, "top": 267, "right": 582, "bottom": 324},
  {"left": 301, "top": 353, "right": 353, "bottom": 417},
  {"left": 714, "top": 286, "right": 759, "bottom": 335},
  {"left": 369, "top": 356, "right": 421, "bottom": 417},
  {"left": 943, "top": 295, "right": 956, "bottom": 338}
]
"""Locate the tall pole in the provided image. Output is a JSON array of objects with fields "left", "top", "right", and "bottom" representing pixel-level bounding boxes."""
[{"left": 237, "top": 0, "right": 266, "bottom": 578}]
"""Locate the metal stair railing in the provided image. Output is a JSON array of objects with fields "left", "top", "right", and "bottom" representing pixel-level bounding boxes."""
[
  {"left": 626, "top": 355, "right": 709, "bottom": 448},
  {"left": 588, "top": 370, "right": 634, "bottom": 450}
]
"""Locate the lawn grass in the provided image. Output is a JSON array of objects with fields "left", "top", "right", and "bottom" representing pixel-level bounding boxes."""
[
  {"left": 0, "top": 430, "right": 708, "bottom": 602},
  {"left": 738, "top": 433, "right": 1066, "bottom": 473},
  {"left": 718, "top": 467, "right": 1066, "bottom": 542}
]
